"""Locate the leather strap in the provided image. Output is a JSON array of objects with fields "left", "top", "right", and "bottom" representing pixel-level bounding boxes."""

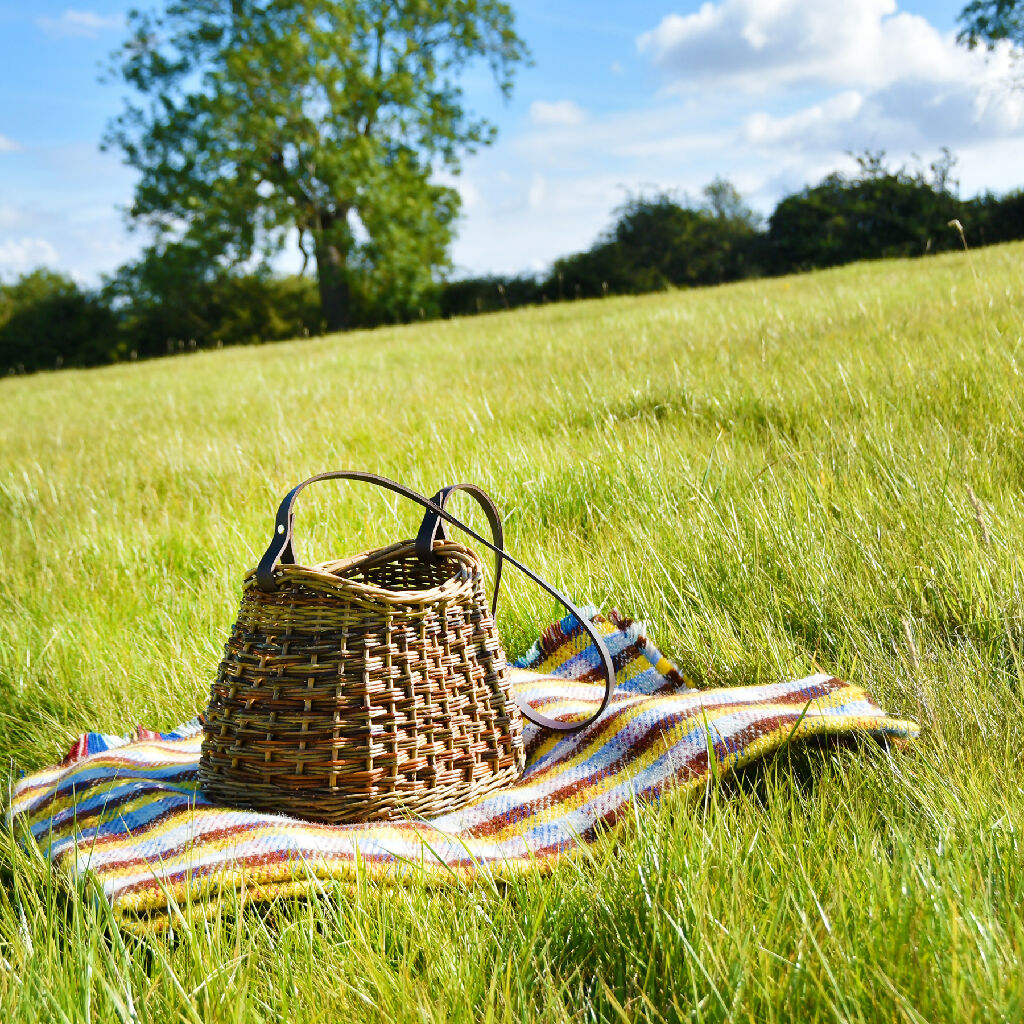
[
  {"left": 415, "top": 484, "right": 503, "bottom": 614},
  {"left": 255, "top": 471, "right": 615, "bottom": 733}
]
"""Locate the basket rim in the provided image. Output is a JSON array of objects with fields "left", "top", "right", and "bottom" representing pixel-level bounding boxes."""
[{"left": 243, "top": 538, "right": 486, "bottom": 606}]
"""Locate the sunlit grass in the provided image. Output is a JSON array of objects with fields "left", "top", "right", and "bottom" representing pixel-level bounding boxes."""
[{"left": 1, "top": 243, "right": 1023, "bottom": 1021}]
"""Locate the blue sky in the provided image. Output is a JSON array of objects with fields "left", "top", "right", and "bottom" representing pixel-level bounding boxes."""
[{"left": 1, "top": 0, "right": 1022, "bottom": 284}]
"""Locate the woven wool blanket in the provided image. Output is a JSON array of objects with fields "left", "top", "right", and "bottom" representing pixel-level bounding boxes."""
[{"left": 6, "top": 610, "right": 919, "bottom": 931}]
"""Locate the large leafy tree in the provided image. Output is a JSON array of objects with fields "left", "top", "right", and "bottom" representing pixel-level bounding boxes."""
[
  {"left": 958, "top": 1, "right": 1024, "bottom": 49},
  {"left": 105, "top": 0, "right": 527, "bottom": 331}
]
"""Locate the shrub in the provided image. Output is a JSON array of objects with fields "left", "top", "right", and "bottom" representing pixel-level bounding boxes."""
[{"left": 0, "top": 270, "right": 119, "bottom": 374}]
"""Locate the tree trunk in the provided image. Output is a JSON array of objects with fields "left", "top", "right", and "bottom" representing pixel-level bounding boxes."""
[{"left": 314, "top": 238, "right": 350, "bottom": 333}]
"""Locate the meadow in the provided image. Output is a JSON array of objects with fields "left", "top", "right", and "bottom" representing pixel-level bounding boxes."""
[{"left": 1, "top": 241, "right": 1022, "bottom": 1022}]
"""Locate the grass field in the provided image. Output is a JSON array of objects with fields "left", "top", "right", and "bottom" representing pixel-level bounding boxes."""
[{"left": 2, "top": 242, "right": 1023, "bottom": 1022}]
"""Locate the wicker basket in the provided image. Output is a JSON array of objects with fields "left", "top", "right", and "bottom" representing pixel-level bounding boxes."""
[{"left": 198, "top": 472, "right": 614, "bottom": 824}]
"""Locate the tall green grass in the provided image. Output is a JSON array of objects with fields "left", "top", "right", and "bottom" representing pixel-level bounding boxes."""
[{"left": 1, "top": 243, "right": 1023, "bottom": 1021}]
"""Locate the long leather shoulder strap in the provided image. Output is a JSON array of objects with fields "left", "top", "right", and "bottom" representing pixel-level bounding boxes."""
[{"left": 256, "top": 471, "right": 616, "bottom": 733}]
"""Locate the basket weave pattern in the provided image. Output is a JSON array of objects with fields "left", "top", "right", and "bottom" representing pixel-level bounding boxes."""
[{"left": 198, "top": 540, "right": 526, "bottom": 823}]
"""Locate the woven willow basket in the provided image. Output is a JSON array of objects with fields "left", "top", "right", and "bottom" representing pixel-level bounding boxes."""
[{"left": 198, "top": 471, "right": 614, "bottom": 824}]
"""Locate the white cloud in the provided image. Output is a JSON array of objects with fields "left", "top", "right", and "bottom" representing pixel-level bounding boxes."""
[
  {"left": 513, "top": 102, "right": 730, "bottom": 173},
  {"left": 433, "top": 170, "right": 482, "bottom": 214},
  {"left": 637, "top": 0, "right": 965, "bottom": 91},
  {"left": 0, "top": 238, "right": 59, "bottom": 275},
  {"left": 451, "top": 168, "right": 629, "bottom": 277},
  {"left": 633, "top": 1, "right": 1024, "bottom": 172},
  {"left": 732, "top": 73, "right": 1024, "bottom": 164},
  {"left": 458, "top": 178, "right": 482, "bottom": 212},
  {"left": 0, "top": 184, "right": 141, "bottom": 285},
  {"left": 527, "top": 174, "right": 546, "bottom": 210},
  {"left": 0, "top": 206, "right": 30, "bottom": 230},
  {"left": 744, "top": 91, "right": 865, "bottom": 146},
  {"left": 0, "top": 134, "right": 20, "bottom": 153},
  {"left": 37, "top": 9, "right": 124, "bottom": 39},
  {"left": 529, "top": 100, "right": 587, "bottom": 126}
]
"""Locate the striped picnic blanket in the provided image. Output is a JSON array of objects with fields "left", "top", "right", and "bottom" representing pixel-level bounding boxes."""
[{"left": 5, "top": 610, "right": 919, "bottom": 932}]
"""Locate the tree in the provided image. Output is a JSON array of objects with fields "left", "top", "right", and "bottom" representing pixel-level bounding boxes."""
[
  {"left": 103, "top": 243, "right": 323, "bottom": 356},
  {"left": 548, "top": 186, "right": 762, "bottom": 301},
  {"left": 766, "top": 154, "right": 963, "bottom": 274},
  {"left": 928, "top": 146, "right": 960, "bottom": 195},
  {"left": 958, "top": 0, "right": 1024, "bottom": 49},
  {"left": 104, "top": 0, "right": 528, "bottom": 332},
  {"left": 701, "top": 176, "right": 762, "bottom": 230},
  {"left": 0, "top": 270, "right": 119, "bottom": 374}
]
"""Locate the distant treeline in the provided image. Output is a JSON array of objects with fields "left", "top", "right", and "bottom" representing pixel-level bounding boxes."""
[{"left": 3, "top": 150, "right": 1024, "bottom": 375}]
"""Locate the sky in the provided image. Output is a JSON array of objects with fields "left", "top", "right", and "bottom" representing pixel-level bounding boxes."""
[{"left": 1, "top": 0, "right": 1022, "bottom": 285}]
